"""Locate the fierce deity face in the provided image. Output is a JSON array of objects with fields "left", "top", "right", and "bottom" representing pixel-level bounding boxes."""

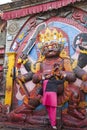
[
  {"left": 37, "top": 27, "right": 66, "bottom": 59},
  {"left": 41, "top": 41, "right": 63, "bottom": 58}
]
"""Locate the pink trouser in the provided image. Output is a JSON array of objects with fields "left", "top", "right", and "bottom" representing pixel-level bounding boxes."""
[{"left": 46, "top": 105, "right": 57, "bottom": 126}]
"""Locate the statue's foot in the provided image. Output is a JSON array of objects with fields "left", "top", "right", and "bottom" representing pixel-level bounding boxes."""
[
  {"left": 68, "top": 109, "right": 85, "bottom": 120},
  {"left": 62, "top": 112, "right": 87, "bottom": 128},
  {"left": 78, "top": 108, "right": 86, "bottom": 116},
  {"left": 79, "top": 118, "right": 87, "bottom": 128}
]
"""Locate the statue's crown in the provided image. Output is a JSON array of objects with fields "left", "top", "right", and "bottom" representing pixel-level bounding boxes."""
[{"left": 37, "top": 27, "right": 67, "bottom": 49}]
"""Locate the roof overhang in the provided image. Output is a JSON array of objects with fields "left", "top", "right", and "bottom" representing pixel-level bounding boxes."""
[{"left": 0, "top": 0, "right": 82, "bottom": 20}]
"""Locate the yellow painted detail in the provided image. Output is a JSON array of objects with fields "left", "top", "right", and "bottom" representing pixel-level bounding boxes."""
[
  {"left": 64, "top": 58, "right": 72, "bottom": 71},
  {"left": 4, "top": 52, "right": 16, "bottom": 106},
  {"left": 79, "top": 101, "right": 87, "bottom": 107},
  {"left": 23, "top": 59, "right": 28, "bottom": 64},
  {"left": 59, "top": 49, "right": 72, "bottom": 71},
  {"left": 59, "top": 49, "right": 69, "bottom": 59},
  {"left": 38, "top": 27, "right": 65, "bottom": 44},
  {"left": 72, "top": 59, "right": 77, "bottom": 69},
  {"left": 31, "top": 63, "right": 41, "bottom": 73},
  {"left": 17, "top": 58, "right": 23, "bottom": 64},
  {"left": 31, "top": 54, "right": 45, "bottom": 73},
  {"left": 80, "top": 49, "right": 87, "bottom": 54}
]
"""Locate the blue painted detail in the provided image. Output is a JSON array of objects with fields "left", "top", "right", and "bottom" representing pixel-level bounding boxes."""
[
  {"left": 35, "top": 104, "right": 45, "bottom": 111},
  {"left": 29, "top": 46, "right": 38, "bottom": 61},
  {"left": 18, "top": 100, "right": 23, "bottom": 106},
  {"left": 85, "top": 94, "right": 87, "bottom": 102},
  {"left": 62, "top": 102, "right": 68, "bottom": 110}
]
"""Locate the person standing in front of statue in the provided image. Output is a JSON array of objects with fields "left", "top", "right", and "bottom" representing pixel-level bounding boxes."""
[{"left": 38, "top": 63, "right": 66, "bottom": 129}]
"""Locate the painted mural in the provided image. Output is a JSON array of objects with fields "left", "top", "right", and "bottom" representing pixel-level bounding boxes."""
[{"left": 1, "top": 7, "right": 87, "bottom": 130}]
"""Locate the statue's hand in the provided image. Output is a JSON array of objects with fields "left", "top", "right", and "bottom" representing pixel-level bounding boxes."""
[
  {"left": 60, "top": 71, "right": 76, "bottom": 82},
  {"left": 60, "top": 71, "right": 66, "bottom": 78}
]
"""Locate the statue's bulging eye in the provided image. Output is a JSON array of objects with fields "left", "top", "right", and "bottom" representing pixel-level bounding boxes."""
[{"left": 53, "top": 44, "right": 56, "bottom": 48}]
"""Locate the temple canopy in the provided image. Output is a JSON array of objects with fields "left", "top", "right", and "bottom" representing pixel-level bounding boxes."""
[{"left": 0, "top": 0, "right": 82, "bottom": 20}]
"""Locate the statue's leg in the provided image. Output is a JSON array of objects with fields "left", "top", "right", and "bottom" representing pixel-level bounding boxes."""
[{"left": 67, "top": 91, "right": 85, "bottom": 120}]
